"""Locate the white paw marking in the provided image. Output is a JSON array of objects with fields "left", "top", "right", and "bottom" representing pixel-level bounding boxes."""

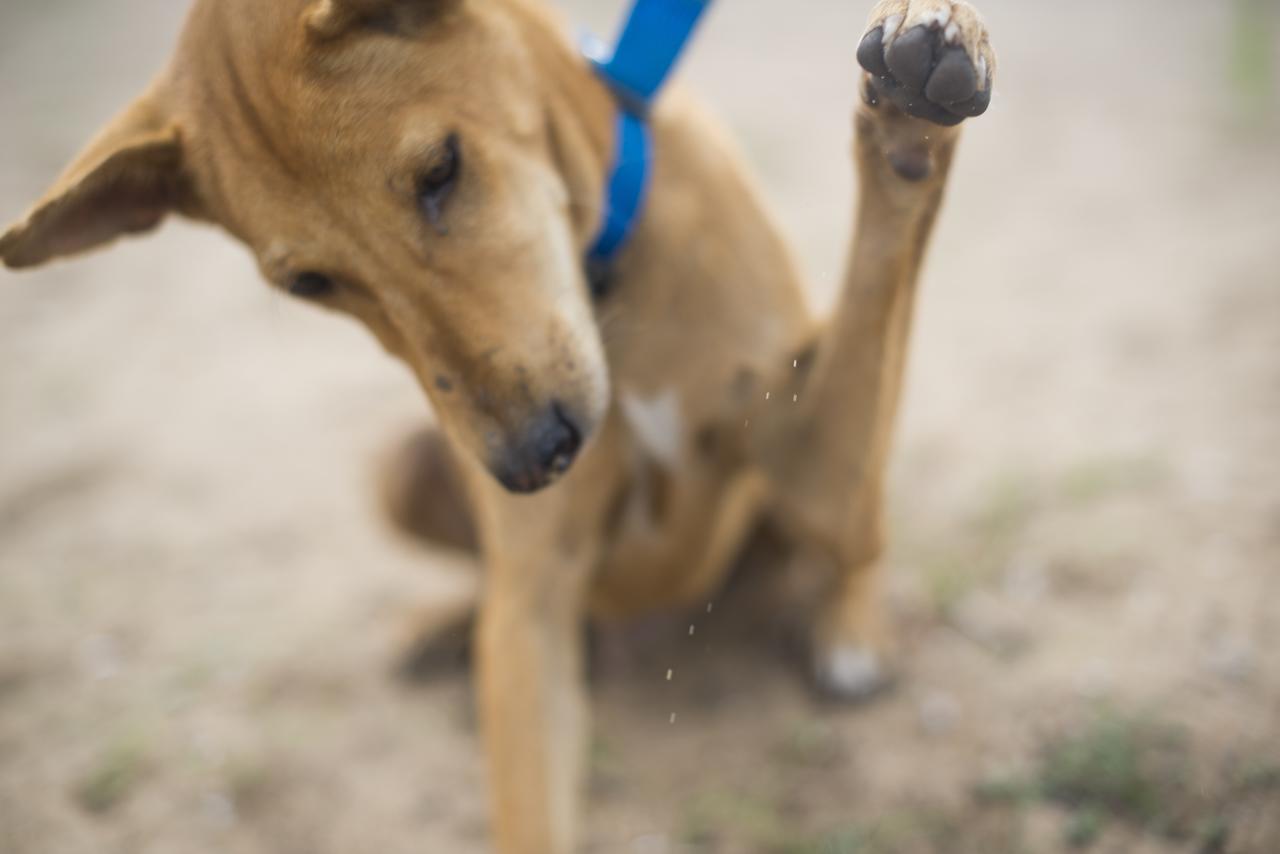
[
  {"left": 882, "top": 13, "right": 904, "bottom": 45},
  {"left": 922, "top": 9, "right": 952, "bottom": 30},
  {"left": 620, "top": 388, "right": 684, "bottom": 468},
  {"left": 944, "top": 21, "right": 961, "bottom": 43},
  {"left": 818, "top": 644, "right": 886, "bottom": 699}
]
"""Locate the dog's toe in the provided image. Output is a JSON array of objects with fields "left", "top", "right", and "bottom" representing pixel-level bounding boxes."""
[
  {"left": 859, "top": 1, "right": 995, "bottom": 127},
  {"left": 856, "top": 26, "right": 891, "bottom": 78},
  {"left": 925, "top": 46, "right": 978, "bottom": 105},
  {"left": 886, "top": 26, "right": 936, "bottom": 93},
  {"left": 949, "top": 81, "right": 992, "bottom": 118}
]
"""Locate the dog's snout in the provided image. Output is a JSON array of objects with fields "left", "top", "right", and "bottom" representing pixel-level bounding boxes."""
[
  {"left": 495, "top": 404, "right": 583, "bottom": 494},
  {"left": 536, "top": 405, "right": 582, "bottom": 477}
]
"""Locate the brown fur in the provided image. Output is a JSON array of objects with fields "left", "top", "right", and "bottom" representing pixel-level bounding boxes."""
[{"left": 0, "top": 0, "right": 996, "bottom": 850}]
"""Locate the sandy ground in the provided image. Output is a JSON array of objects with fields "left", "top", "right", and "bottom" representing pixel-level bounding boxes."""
[{"left": 1, "top": 1, "right": 1278, "bottom": 852}]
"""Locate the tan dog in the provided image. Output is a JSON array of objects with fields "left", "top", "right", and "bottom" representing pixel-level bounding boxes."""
[{"left": 0, "top": 0, "right": 996, "bottom": 850}]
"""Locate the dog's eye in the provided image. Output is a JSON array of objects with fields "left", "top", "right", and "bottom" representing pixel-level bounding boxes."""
[
  {"left": 288, "top": 272, "right": 336, "bottom": 299},
  {"left": 417, "top": 133, "right": 460, "bottom": 232}
]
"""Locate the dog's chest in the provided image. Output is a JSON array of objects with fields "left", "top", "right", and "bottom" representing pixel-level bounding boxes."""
[{"left": 619, "top": 388, "right": 685, "bottom": 469}]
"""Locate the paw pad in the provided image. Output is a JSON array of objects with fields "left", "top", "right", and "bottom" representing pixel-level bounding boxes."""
[{"left": 858, "top": 17, "right": 992, "bottom": 127}]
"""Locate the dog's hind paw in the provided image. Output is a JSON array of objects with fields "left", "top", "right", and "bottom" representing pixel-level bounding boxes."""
[
  {"left": 813, "top": 642, "right": 894, "bottom": 702},
  {"left": 857, "top": 0, "right": 996, "bottom": 127}
]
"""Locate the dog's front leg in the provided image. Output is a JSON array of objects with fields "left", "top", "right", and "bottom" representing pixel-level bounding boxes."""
[
  {"left": 469, "top": 423, "right": 626, "bottom": 854},
  {"left": 477, "top": 566, "right": 590, "bottom": 854},
  {"left": 765, "top": 0, "right": 996, "bottom": 699}
]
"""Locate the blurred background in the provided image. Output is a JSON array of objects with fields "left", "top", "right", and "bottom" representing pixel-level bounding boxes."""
[{"left": 1, "top": 1, "right": 1277, "bottom": 852}]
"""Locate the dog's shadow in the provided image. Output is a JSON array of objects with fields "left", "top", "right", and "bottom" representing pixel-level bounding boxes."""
[
  {"left": 394, "top": 528, "right": 893, "bottom": 720},
  {"left": 389, "top": 534, "right": 928, "bottom": 849}
]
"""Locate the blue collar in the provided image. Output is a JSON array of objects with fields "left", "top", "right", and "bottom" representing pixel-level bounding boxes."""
[{"left": 582, "top": 0, "right": 713, "bottom": 296}]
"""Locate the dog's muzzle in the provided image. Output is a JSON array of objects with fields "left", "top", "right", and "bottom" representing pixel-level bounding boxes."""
[{"left": 492, "top": 403, "right": 583, "bottom": 494}]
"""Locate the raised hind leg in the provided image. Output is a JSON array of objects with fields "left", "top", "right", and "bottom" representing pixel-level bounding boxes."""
[{"left": 762, "top": 0, "right": 997, "bottom": 699}]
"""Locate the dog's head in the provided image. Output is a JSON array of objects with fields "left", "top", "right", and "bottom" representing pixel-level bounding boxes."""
[{"left": 0, "top": 0, "right": 614, "bottom": 493}]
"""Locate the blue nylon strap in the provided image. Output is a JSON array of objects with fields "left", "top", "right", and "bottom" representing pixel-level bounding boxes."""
[
  {"left": 584, "top": 0, "right": 713, "bottom": 292},
  {"left": 587, "top": 111, "right": 652, "bottom": 264},
  {"left": 590, "top": 0, "right": 713, "bottom": 114}
]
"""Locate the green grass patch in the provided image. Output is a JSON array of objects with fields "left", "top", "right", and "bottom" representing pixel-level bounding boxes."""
[
  {"left": 973, "top": 774, "right": 1040, "bottom": 806},
  {"left": 73, "top": 736, "right": 150, "bottom": 815},
  {"left": 682, "top": 788, "right": 793, "bottom": 850},
  {"left": 1038, "top": 714, "right": 1180, "bottom": 824},
  {"left": 1057, "top": 455, "right": 1168, "bottom": 506},
  {"left": 973, "top": 712, "right": 1202, "bottom": 848},
  {"left": 775, "top": 719, "right": 844, "bottom": 770},
  {"left": 971, "top": 715, "right": 1280, "bottom": 850},
  {"left": 914, "top": 472, "right": 1038, "bottom": 616},
  {"left": 679, "top": 790, "right": 940, "bottom": 853},
  {"left": 1234, "top": 758, "right": 1280, "bottom": 794},
  {"left": 1197, "top": 816, "right": 1231, "bottom": 854},
  {"left": 1231, "top": 0, "right": 1276, "bottom": 110},
  {"left": 775, "top": 811, "right": 950, "bottom": 854},
  {"left": 970, "top": 474, "right": 1038, "bottom": 544},
  {"left": 1063, "top": 807, "right": 1105, "bottom": 849}
]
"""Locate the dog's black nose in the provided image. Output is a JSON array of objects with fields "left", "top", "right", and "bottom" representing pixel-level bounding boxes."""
[
  {"left": 495, "top": 404, "right": 583, "bottom": 494},
  {"left": 535, "top": 405, "right": 582, "bottom": 477}
]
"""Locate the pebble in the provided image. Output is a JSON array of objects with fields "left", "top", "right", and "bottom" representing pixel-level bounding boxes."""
[
  {"left": 631, "top": 833, "right": 670, "bottom": 854},
  {"left": 918, "top": 690, "right": 962, "bottom": 736},
  {"left": 1073, "top": 659, "right": 1115, "bottom": 700},
  {"left": 951, "top": 592, "right": 1034, "bottom": 658},
  {"left": 1203, "top": 634, "right": 1255, "bottom": 683},
  {"left": 79, "top": 633, "right": 121, "bottom": 681},
  {"left": 201, "top": 791, "right": 237, "bottom": 829},
  {"left": 1003, "top": 555, "right": 1049, "bottom": 604}
]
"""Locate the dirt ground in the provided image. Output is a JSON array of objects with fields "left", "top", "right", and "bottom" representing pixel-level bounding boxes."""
[{"left": 1, "top": 1, "right": 1278, "bottom": 852}]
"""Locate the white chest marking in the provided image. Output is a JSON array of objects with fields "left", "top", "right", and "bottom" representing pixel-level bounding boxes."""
[{"left": 620, "top": 389, "right": 684, "bottom": 469}]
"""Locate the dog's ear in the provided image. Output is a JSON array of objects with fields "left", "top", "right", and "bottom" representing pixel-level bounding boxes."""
[
  {"left": 0, "top": 93, "right": 187, "bottom": 270},
  {"left": 305, "top": 0, "right": 461, "bottom": 40}
]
